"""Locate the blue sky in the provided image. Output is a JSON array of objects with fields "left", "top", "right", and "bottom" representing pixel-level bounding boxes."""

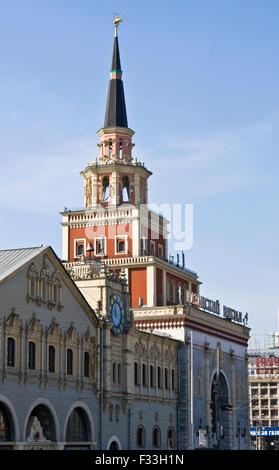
[{"left": 0, "top": 0, "right": 279, "bottom": 343}]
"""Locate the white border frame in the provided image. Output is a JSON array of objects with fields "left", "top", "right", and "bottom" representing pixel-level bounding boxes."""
[
  {"left": 94, "top": 236, "right": 107, "bottom": 257},
  {"left": 115, "top": 235, "right": 128, "bottom": 255},
  {"left": 74, "top": 238, "right": 86, "bottom": 258}
]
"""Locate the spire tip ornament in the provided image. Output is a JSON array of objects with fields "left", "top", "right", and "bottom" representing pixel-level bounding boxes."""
[{"left": 113, "top": 14, "right": 123, "bottom": 37}]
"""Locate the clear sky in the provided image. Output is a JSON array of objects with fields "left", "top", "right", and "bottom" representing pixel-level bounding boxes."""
[{"left": 1, "top": 0, "right": 279, "bottom": 344}]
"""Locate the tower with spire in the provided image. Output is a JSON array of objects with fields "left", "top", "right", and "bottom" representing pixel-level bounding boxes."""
[{"left": 61, "top": 18, "right": 200, "bottom": 309}]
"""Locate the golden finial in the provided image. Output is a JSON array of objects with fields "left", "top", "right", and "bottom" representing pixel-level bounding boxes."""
[{"left": 113, "top": 14, "right": 123, "bottom": 37}]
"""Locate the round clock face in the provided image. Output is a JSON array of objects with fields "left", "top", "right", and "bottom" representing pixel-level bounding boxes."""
[{"left": 109, "top": 294, "right": 125, "bottom": 335}]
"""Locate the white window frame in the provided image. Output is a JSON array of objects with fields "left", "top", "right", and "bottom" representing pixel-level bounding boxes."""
[
  {"left": 74, "top": 239, "right": 86, "bottom": 258},
  {"left": 94, "top": 236, "right": 106, "bottom": 256},
  {"left": 115, "top": 235, "right": 128, "bottom": 255}
]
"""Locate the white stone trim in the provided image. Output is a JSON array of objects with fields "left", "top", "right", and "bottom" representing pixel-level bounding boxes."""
[
  {"left": 73, "top": 238, "right": 86, "bottom": 258},
  {"left": 115, "top": 235, "right": 128, "bottom": 255}
]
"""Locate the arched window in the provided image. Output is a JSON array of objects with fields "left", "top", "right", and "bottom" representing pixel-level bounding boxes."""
[
  {"left": 109, "top": 140, "right": 112, "bottom": 159},
  {"left": 119, "top": 140, "right": 123, "bottom": 159},
  {"left": 118, "top": 364, "right": 121, "bottom": 384},
  {"left": 84, "top": 352, "right": 90, "bottom": 378},
  {"left": 122, "top": 175, "right": 130, "bottom": 202},
  {"left": 26, "top": 405, "right": 56, "bottom": 442},
  {"left": 211, "top": 372, "right": 229, "bottom": 435},
  {"left": 136, "top": 426, "right": 146, "bottom": 448},
  {"left": 67, "top": 349, "right": 73, "bottom": 375},
  {"left": 152, "top": 426, "right": 161, "bottom": 448},
  {"left": 167, "top": 427, "right": 175, "bottom": 449},
  {"left": 102, "top": 176, "right": 110, "bottom": 202},
  {"left": 66, "top": 407, "right": 90, "bottom": 442},
  {"left": 0, "top": 404, "right": 14, "bottom": 442},
  {"left": 48, "top": 345, "right": 55, "bottom": 373},
  {"left": 77, "top": 244, "right": 84, "bottom": 256},
  {"left": 28, "top": 341, "right": 36, "bottom": 370},
  {"left": 7, "top": 337, "right": 15, "bottom": 367},
  {"left": 109, "top": 440, "right": 120, "bottom": 450}
]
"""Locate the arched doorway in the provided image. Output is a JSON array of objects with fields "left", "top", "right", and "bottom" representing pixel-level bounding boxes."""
[
  {"left": 210, "top": 372, "right": 231, "bottom": 449},
  {"left": 65, "top": 407, "right": 91, "bottom": 450},
  {"left": 107, "top": 435, "right": 122, "bottom": 450},
  {"left": 0, "top": 403, "right": 15, "bottom": 448},
  {"left": 26, "top": 404, "right": 56, "bottom": 444},
  {"left": 109, "top": 440, "right": 120, "bottom": 450}
]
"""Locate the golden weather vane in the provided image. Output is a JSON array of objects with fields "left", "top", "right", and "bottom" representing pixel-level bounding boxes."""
[{"left": 113, "top": 13, "right": 123, "bottom": 37}]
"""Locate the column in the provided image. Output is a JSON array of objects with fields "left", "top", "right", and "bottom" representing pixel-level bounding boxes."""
[
  {"left": 146, "top": 265, "right": 156, "bottom": 307},
  {"left": 230, "top": 350, "right": 236, "bottom": 449},
  {"left": 204, "top": 341, "right": 211, "bottom": 446},
  {"left": 162, "top": 270, "right": 167, "bottom": 306}
]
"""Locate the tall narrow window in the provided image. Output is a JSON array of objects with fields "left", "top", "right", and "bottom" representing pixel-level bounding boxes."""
[
  {"left": 53, "top": 283, "right": 57, "bottom": 304},
  {"left": 112, "top": 363, "right": 116, "bottom": 383},
  {"left": 67, "top": 348, "right": 73, "bottom": 375},
  {"left": 157, "top": 366, "right": 161, "bottom": 389},
  {"left": 30, "top": 276, "right": 35, "bottom": 297},
  {"left": 48, "top": 345, "right": 55, "bottom": 373},
  {"left": 165, "top": 368, "right": 169, "bottom": 389},
  {"left": 136, "top": 426, "right": 146, "bottom": 448},
  {"left": 102, "top": 176, "right": 110, "bottom": 202},
  {"left": 84, "top": 352, "right": 90, "bottom": 378},
  {"left": 28, "top": 341, "right": 36, "bottom": 370},
  {"left": 122, "top": 175, "right": 130, "bottom": 202},
  {"left": 152, "top": 426, "right": 161, "bottom": 448},
  {"left": 142, "top": 364, "right": 146, "bottom": 387},
  {"left": 118, "top": 364, "right": 121, "bottom": 384},
  {"left": 172, "top": 369, "right": 175, "bottom": 390},
  {"left": 119, "top": 140, "right": 123, "bottom": 159},
  {"left": 109, "top": 140, "right": 112, "bottom": 159},
  {"left": 134, "top": 362, "right": 139, "bottom": 386},
  {"left": 7, "top": 337, "right": 15, "bottom": 367},
  {"left": 42, "top": 278, "right": 47, "bottom": 302},
  {"left": 150, "top": 365, "right": 154, "bottom": 388}
]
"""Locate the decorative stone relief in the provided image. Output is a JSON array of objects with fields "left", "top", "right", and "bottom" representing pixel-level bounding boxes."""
[{"left": 27, "top": 416, "right": 47, "bottom": 442}]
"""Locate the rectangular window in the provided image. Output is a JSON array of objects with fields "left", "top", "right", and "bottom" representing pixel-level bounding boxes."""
[
  {"left": 67, "top": 348, "right": 73, "bottom": 375},
  {"left": 150, "top": 365, "right": 154, "bottom": 388},
  {"left": 150, "top": 240, "right": 156, "bottom": 256},
  {"left": 74, "top": 239, "right": 86, "bottom": 258},
  {"left": 165, "top": 368, "right": 169, "bottom": 389},
  {"left": 95, "top": 237, "right": 106, "bottom": 256},
  {"left": 7, "top": 337, "right": 15, "bottom": 367},
  {"left": 142, "top": 364, "right": 146, "bottom": 387},
  {"left": 134, "top": 362, "right": 139, "bottom": 386},
  {"left": 157, "top": 366, "right": 161, "bottom": 389},
  {"left": 28, "top": 341, "right": 36, "bottom": 370},
  {"left": 48, "top": 345, "right": 55, "bottom": 373},
  {"left": 84, "top": 352, "right": 90, "bottom": 378},
  {"left": 115, "top": 236, "right": 128, "bottom": 255}
]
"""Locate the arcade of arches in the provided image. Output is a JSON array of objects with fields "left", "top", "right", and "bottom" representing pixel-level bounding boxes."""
[{"left": 0, "top": 402, "right": 93, "bottom": 450}]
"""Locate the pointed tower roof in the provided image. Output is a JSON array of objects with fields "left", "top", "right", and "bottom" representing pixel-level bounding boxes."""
[{"left": 104, "top": 19, "right": 128, "bottom": 128}]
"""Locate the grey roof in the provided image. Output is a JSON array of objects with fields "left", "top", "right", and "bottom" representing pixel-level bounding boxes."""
[{"left": 0, "top": 245, "right": 47, "bottom": 282}]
